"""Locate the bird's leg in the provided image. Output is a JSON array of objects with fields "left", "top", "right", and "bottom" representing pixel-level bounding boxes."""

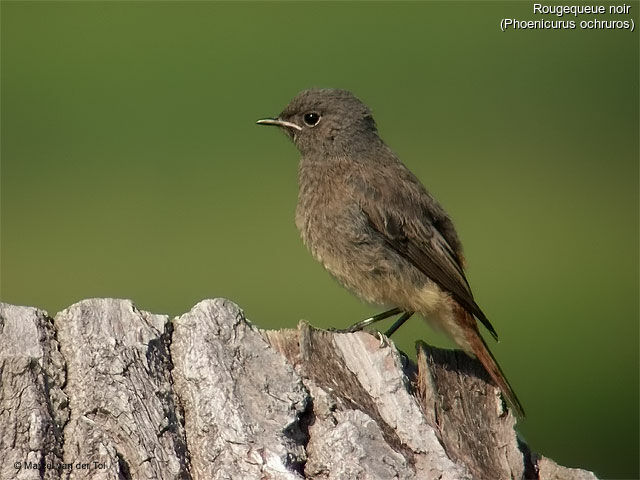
[
  {"left": 384, "top": 311, "right": 414, "bottom": 337},
  {"left": 337, "top": 307, "right": 402, "bottom": 333},
  {"left": 372, "top": 311, "right": 414, "bottom": 348}
]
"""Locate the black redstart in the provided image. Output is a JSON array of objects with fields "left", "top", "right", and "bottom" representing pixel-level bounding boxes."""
[{"left": 257, "top": 88, "right": 524, "bottom": 417}]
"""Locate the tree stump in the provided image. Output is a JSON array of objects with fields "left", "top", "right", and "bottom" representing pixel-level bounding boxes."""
[{"left": 0, "top": 298, "right": 598, "bottom": 479}]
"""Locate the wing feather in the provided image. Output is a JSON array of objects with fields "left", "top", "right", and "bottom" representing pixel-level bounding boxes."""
[{"left": 357, "top": 175, "right": 499, "bottom": 340}]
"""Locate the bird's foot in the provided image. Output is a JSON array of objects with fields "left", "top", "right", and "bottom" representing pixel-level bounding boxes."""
[{"left": 374, "top": 330, "right": 390, "bottom": 348}]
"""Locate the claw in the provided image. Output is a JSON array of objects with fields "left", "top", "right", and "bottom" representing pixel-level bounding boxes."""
[{"left": 375, "top": 331, "right": 389, "bottom": 348}]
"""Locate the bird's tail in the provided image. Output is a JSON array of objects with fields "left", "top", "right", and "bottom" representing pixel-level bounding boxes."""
[{"left": 461, "top": 310, "right": 525, "bottom": 417}]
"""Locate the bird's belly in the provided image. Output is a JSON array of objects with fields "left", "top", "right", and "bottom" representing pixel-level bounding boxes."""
[
  {"left": 321, "top": 253, "right": 405, "bottom": 306},
  {"left": 296, "top": 206, "right": 471, "bottom": 349},
  {"left": 298, "top": 216, "right": 422, "bottom": 308},
  {"left": 328, "top": 255, "right": 471, "bottom": 349}
]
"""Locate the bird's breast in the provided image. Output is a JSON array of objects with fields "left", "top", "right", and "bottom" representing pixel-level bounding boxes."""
[
  {"left": 296, "top": 159, "right": 357, "bottom": 256},
  {"left": 294, "top": 158, "right": 421, "bottom": 306}
]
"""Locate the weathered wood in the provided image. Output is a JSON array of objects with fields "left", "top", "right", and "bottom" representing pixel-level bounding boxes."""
[
  {"left": 0, "top": 304, "right": 66, "bottom": 480},
  {"left": 170, "top": 299, "right": 307, "bottom": 479},
  {"left": 265, "top": 322, "right": 468, "bottom": 479},
  {"left": 54, "top": 299, "right": 189, "bottom": 479},
  {"left": 416, "top": 343, "right": 530, "bottom": 479},
  {"left": 0, "top": 298, "right": 598, "bottom": 480}
]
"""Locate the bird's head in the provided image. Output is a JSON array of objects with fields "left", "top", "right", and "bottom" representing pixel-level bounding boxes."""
[{"left": 257, "top": 88, "right": 379, "bottom": 156}]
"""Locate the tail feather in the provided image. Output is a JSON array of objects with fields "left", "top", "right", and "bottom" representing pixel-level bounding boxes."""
[{"left": 464, "top": 314, "right": 525, "bottom": 417}]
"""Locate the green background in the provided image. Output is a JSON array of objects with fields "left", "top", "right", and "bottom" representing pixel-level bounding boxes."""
[{"left": 2, "top": 2, "right": 638, "bottom": 478}]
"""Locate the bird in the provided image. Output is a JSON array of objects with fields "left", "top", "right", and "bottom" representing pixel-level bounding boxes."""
[{"left": 256, "top": 88, "right": 524, "bottom": 417}]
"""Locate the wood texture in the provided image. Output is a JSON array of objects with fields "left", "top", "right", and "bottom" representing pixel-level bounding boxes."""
[{"left": 0, "top": 299, "right": 598, "bottom": 480}]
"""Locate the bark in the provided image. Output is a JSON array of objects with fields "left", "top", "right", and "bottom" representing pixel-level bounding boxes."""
[{"left": 0, "top": 298, "right": 598, "bottom": 480}]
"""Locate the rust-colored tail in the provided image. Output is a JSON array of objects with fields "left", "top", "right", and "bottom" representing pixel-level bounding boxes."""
[{"left": 462, "top": 311, "right": 525, "bottom": 417}]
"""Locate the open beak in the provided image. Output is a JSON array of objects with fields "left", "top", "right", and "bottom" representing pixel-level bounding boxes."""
[{"left": 256, "top": 118, "right": 302, "bottom": 131}]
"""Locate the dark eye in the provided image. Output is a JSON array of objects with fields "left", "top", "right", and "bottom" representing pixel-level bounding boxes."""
[{"left": 303, "top": 112, "right": 321, "bottom": 127}]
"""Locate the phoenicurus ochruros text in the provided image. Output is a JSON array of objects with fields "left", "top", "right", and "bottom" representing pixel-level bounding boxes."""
[{"left": 257, "top": 88, "right": 524, "bottom": 417}]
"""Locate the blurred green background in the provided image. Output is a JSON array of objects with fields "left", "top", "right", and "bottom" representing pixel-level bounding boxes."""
[{"left": 1, "top": 1, "right": 637, "bottom": 478}]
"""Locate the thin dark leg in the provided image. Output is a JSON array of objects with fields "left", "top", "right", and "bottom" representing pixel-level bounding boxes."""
[
  {"left": 384, "top": 311, "right": 414, "bottom": 337},
  {"left": 337, "top": 307, "right": 402, "bottom": 333}
]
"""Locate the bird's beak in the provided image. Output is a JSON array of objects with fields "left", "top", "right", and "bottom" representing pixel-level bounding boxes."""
[{"left": 256, "top": 118, "right": 302, "bottom": 131}]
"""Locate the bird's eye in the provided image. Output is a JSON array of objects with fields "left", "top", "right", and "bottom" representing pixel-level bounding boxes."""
[{"left": 303, "top": 112, "right": 321, "bottom": 127}]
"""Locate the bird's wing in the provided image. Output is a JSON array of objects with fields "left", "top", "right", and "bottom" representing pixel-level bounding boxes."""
[{"left": 355, "top": 174, "right": 499, "bottom": 340}]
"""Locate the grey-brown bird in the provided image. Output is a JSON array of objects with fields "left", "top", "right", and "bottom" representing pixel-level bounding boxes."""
[{"left": 257, "top": 88, "right": 524, "bottom": 417}]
